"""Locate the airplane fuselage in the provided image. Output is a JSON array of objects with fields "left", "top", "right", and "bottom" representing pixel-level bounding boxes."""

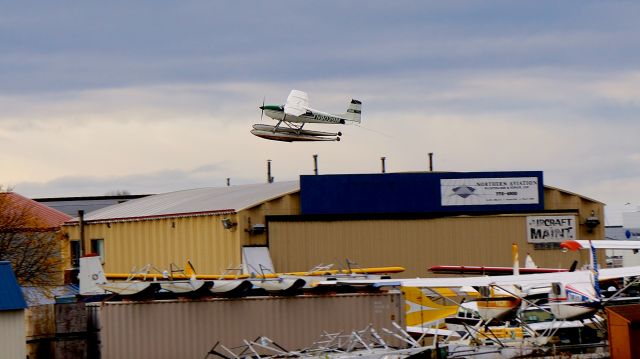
[{"left": 261, "top": 105, "right": 346, "bottom": 125}]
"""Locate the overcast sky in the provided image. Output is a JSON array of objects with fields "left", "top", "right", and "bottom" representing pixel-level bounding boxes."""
[{"left": 2, "top": 1, "right": 640, "bottom": 225}]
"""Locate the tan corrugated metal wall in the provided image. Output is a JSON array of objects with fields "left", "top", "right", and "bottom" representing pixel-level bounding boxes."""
[
  {"left": 0, "top": 310, "right": 25, "bottom": 359},
  {"left": 268, "top": 215, "right": 584, "bottom": 278},
  {"left": 65, "top": 214, "right": 242, "bottom": 274},
  {"left": 90, "top": 292, "right": 404, "bottom": 359},
  {"left": 62, "top": 193, "right": 300, "bottom": 274},
  {"left": 544, "top": 187, "right": 605, "bottom": 240}
]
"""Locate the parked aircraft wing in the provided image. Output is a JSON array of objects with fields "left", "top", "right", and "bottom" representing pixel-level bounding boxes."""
[
  {"left": 284, "top": 89, "right": 309, "bottom": 116},
  {"left": 318, "top": 270, "right": 594, "bottom": 292},
  {"left": 561, "top": 239, "right": 640, "bottom": 250},
  {"left": 599, "top": 265, "right": 640, "bottom": 280}
]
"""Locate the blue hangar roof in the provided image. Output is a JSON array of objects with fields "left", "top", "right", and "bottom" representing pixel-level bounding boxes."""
[{"left": 0, "top": 261, "right": 27, "bottom": 311}]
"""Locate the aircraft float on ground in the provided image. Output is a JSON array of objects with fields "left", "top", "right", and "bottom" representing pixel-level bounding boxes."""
[
  {"left": 251, "top": 90, "right": 361, "bottom": 142},
  {"left": 78, "top": 255, "right": 403, "bottom": 297}
]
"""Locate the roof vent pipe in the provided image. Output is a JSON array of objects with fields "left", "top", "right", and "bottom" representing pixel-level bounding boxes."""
[
  {"left": 267, "top": 160, "right": 274, "bottom": 183},
  {"left": 381, "top": 157, "right": 386, "bottom": 173},
  {"left": 78, "top": 210, "right": 86, "bottom": 258},
  {"left": 428, "top": 152, "right": 434, "bottom": 172},
  {"left": 313, "top": 154, "right": 319, "bottom": 175}
]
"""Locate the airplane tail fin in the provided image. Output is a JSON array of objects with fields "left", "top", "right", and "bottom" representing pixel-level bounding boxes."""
[
  {"left": 342, "top": 99, "right": 362, "bottom": 123},
  {"left": 589, "top": 240, "right": 602, "bottom": 299},
  {"left": 79, "top": 255, "right": 107, "bottom": 295},
  {"left": 185, "top": 260, "right": 197, "bottom": 279},
  {"left": 512, "top": 243, "right": 520, "bottom": 275},
  {"left": 524, "top": 253, "right": 537, "bottom": 269}
]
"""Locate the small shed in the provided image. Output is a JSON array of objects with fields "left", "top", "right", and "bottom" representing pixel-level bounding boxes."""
[
  {"left": 606, "top": 304, "right": 640, "bottom": 359},
  {"left": 0, "top": 261, "right": 28, "bottom": 358}
]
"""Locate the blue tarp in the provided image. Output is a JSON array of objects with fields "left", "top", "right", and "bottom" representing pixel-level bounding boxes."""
[{"left": 0, "top": 261, "right": 27, "bottom": 311}]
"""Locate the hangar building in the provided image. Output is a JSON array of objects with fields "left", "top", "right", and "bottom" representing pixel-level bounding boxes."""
[{"left": 62, "top": 171, "right": 603, "bottom": 277}]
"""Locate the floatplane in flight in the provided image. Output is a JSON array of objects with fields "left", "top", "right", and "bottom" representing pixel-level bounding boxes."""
[{"left": 251, "top": 90, "right": 362, "bottom": 142}]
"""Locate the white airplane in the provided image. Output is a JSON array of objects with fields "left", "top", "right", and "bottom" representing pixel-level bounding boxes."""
[
  {"left": 318, "top": 240, "right": 640, "bottom": 322},
  {"left": 252, "top": 90, "right": 362, "bottom": 142}
]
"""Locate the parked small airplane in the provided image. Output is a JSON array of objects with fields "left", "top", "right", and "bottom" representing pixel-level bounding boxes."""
[
  {"left": 251, "top": 90, "right": 361, "bottom": 142},
  {"left": 319, "top": 240, "right": 640, "bottom": 323}
]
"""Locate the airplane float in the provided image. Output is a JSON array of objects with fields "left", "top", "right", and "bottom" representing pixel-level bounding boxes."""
[
  {"left": 251, "top": 90, "right": 361, "bottom": 142},
  {"left": 77, "top": 255, "right": 403, "bottom": 297}
]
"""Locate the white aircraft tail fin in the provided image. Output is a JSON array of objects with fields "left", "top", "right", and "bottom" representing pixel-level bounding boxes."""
[
  {"left": 79, "top": 255, "right": 107, "bottom": 295},
  {"left": 524, "top": 253, "right": 537, "bottom": 269},
  {"left": 342, "top": 99, "right": 362, "bottom": 123}
]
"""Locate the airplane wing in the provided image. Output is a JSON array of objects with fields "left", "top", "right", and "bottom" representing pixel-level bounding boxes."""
[
  {"left": 284, "top": 90, "right": 309, "bottom": 116},
  {"left": 318, "top": 270, "right": 594, "bottom": 291},
  {"left": 599, "top": 265, "right": 640, "bottom": 280},
  {"left": 428, "top": 265, "right": 568, "bottom": 275},
  {"left": 561, "top": 239, "right": 640, "bottom": 250}
]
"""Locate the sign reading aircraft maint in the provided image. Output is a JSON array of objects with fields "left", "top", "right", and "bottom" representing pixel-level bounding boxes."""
[{"left": 527, "top": 215, "right": 576, "bottom": 243}]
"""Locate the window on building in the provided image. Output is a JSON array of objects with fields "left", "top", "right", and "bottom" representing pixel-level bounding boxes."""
[
  {"left": 91, "top": 238, "right": 105, "bottom": 264},
  {"left": 70, "top": 240, "right": 80, "bottom": 268}
]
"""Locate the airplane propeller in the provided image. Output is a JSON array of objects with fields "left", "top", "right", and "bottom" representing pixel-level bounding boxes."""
[{"left": 260, "top": 97, "right": 265, "bottom": 122}]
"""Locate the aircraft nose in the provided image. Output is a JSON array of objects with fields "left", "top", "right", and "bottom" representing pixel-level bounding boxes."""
[{"left": 259, "top": 106, "right": 265, "bottom": 110}]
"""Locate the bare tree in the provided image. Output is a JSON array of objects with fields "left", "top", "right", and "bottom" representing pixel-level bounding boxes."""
[{"left": 0, "top": 191, "right": 64, "bottom": 286}]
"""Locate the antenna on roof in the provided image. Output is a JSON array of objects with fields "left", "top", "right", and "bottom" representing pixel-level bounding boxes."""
[
  {"left": 267, "top": 160, "right": 274, "bottom": 183},
  {"left": 428, "top": 152, "right": 434, "bottom": 172},
  {"left": 381, "top": 157, "right": 386, "bottom": 173},
  {"left": 313, "top": 154, "right": 319, "bottom": 175}
]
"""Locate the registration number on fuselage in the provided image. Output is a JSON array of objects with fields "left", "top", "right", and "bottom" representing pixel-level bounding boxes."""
[{"left": 309, "top": 113, "right": 342, "bottom": 123}]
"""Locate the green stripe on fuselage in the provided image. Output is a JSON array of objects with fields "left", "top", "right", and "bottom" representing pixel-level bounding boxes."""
[{"left": 261, "top": 105, "right": 283, "bottom": 111}]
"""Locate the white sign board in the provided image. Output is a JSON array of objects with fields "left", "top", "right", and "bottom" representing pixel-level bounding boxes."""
[
  {"left": 441, "top": 177, "right": 540, "bottom": 206},
  {"left": 527, "top": 215, "right": 576, "bottom": 243}
]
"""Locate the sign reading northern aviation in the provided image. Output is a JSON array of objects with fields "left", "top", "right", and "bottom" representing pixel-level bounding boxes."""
[
  {"left": 527, "top": 215, "right": 577, "bottom": 243},
  {"left": 441, "top": 177, "right": 539, "bottom": 206}
]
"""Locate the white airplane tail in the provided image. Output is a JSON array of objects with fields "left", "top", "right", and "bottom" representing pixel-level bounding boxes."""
[
  {"left": 342, "top": 99, "right": 362, "bottom": 123},
  {"left": 79, "top": 255, "right": 107, "bottom": 295}
]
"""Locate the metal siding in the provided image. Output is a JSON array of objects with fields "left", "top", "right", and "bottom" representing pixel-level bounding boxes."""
[
  {"left": 300, "top": 172, "right": 544, "bottom": 215},
  {"left": 90, "top": 293, "right": 403, "bottom": 359},
  {"left": 75, "top": 181, "right": 299, "bottom": 222},
  {"left": 544, "top": 187, "right": 605, "bottom": 242},
  {"left": 68, "top": 215, "right": 241, "bottom": 274},
  {"left": 0, "top": 310, "right": 25, "bottom": 359},
  {"left": 62, "top": 193, "right": 300, "bottom": 275},
  {"left": 269, "top": 216, "right": 583, "bottom": 278}
]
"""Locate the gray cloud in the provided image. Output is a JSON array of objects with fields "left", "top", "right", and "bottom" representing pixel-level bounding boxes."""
[
  {"left": 13, "top": 163, "right": 249, "bottom": 198},
  {"left": 2, "top": 2, "right": 640, "bottom": 94},
  {"left": 3, "top": 1, "right": 640, "bottom": 225}
]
